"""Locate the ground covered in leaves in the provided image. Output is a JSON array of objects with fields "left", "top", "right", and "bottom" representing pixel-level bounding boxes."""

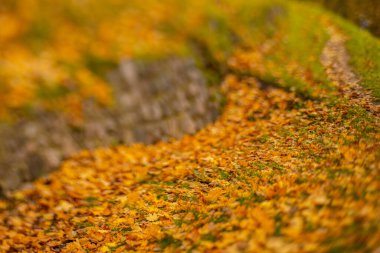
[
  {"left": 1, "top": 76, "right": 379, "bottom": 252},
  {"left": 1, "top": 0, "right": 380, "bottom": 252}
]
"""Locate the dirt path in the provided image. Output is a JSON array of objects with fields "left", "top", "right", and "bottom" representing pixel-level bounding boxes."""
[{"left": 321, "top": 23, "right": 380, "bottom": 116}]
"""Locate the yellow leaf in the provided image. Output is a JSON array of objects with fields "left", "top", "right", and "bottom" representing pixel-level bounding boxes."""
[{"left": 146, "top": 213, "right": 159, "bottom": 222}]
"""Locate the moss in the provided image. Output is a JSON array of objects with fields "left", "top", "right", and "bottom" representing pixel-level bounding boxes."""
[
  {"left": 84, "top": 54, "right": 118, "bottom": 78},
  {"left": 227, "top": 1, "right": 333, "bottom": 98},
  {"left": 21, "top": 17, "right": 53, "bottom": 51},
  {"left": 267, "top": 1, "right": 332, "bottom": 95},
  {"left": 36, "top": 84, "right": 71, "bottom": 100},
  {"left": 284, "top": 2, "right": 331, "bottom": 85},
  {"left": 158, "top": 235, "right": 182, "bottom": 249}
]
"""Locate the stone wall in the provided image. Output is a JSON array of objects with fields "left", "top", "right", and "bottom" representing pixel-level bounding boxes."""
[{"left": 0, "top": 58, "right": 219, "bottom": 195}]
